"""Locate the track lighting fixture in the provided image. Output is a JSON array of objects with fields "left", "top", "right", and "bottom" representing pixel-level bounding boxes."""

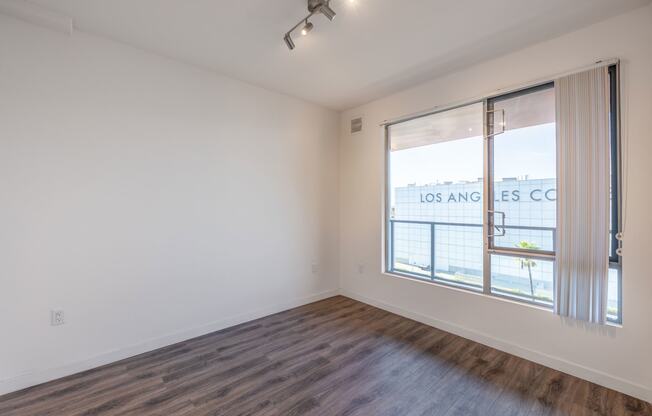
[{"left": 283, "top": 0, "right": 336, "bottom": 51}]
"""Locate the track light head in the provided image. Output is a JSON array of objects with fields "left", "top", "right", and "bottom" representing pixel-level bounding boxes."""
[
  {"left": 318, "top": 3, "right": 336, "bottom": 21},
  {"left": 284, "top": 33, "right": 295, "bottom": 50},
  {"left": 308, "top": 0, "right": 336, "bottom": 20},
  {"left": 301, "top": 20, "right": 313, "bottom": 36}
]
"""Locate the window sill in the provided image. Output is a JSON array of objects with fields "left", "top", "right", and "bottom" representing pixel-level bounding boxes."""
[
  {"left": 382, "top": 270, "right": 622, "bottom": 327},
  {"left": 382, "top": 270, "right": 552, "bottom": 313}
]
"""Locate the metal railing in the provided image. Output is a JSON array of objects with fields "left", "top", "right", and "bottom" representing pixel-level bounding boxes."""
[{"left": 388, "top": 219, "right": 556, "bottom": 281}]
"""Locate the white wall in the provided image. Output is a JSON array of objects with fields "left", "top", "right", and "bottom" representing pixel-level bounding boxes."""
[
  {"left": 0, "top": 14, "right": 339, "bottom": 394},
  {"left": 339, "top": 5, "right": 652, "bottom": 402}
]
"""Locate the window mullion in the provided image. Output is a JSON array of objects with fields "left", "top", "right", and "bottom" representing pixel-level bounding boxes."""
[{"left": 482, "top": 99, "right": 491, "bottom": 294}]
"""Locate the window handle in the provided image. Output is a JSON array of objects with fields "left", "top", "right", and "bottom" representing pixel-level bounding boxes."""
[
  {"left": 486, "top": 109, "right": 506, "bottom": 138},
  {"left": 488, "top": 210, "right": 506, "bottom": 237}
]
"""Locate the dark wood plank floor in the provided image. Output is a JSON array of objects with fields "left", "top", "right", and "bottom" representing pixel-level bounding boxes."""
[{"left": 1, "top": 296, "right": 650, "bottom": 416}]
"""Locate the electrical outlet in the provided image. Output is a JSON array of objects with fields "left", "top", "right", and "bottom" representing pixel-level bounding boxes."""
[
  {"left": 358, "top": 264, "right": 365, "bottom": 274},
  {"left": 311, "top": 263, "right": 320, "bottom": 274},
  {"left": 51, "top": 309, "right": 65, "bottom": 326}
]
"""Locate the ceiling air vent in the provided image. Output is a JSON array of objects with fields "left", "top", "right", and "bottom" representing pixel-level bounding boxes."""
[{"left": 350, "top": 117, "right": 363, "bottom": 134}]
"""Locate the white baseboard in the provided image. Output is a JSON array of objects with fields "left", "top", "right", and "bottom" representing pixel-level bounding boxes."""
[
  {"left": 0, "top": 289, "right": 340, "bottom": 396},
  {"left": 340, "top": 289, "right": 652, "bottom": 404}
]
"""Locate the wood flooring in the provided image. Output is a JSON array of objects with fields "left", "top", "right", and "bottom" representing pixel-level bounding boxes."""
[{"left": 1, "top": 296, "right": 650, "bottom": 416}]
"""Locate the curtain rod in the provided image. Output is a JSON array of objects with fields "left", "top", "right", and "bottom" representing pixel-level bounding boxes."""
[{"left": 379, "top": 58, "right": 619, "bottom": 127}]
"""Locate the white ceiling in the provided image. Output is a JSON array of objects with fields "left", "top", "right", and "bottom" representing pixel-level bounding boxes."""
[{"left": 25, "top": 0, "right": 652, "bottom": 110}]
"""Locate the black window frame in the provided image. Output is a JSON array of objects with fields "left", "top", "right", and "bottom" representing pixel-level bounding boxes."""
[
  {"left": 607, "top": 64, "right": 623, "bottom": 324},
  {"left": 608, "top": 64, "right": 621, "bottom": 264}
]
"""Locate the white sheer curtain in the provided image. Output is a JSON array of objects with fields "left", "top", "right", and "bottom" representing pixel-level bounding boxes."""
[{"left": 554, "top": 66, "right": 611, "bottom": 324}]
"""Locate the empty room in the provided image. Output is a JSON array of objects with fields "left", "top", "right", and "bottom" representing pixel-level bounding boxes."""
[{"left": 1, "top": 0, "right": 652, "bottom": 414}]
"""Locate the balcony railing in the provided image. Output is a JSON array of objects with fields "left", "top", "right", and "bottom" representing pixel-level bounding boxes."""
[{"left": 388, "top": 219, "right": 556, "bottom": 300}]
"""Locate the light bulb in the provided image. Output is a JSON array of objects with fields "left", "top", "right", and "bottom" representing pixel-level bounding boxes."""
[{"left": 301, "top": 21, "right": 313, "bottom": 36}]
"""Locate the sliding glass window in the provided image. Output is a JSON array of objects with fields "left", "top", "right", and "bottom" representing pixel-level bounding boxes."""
[{"left": 487, "top": 83, "right": 556, "bottom": 306}]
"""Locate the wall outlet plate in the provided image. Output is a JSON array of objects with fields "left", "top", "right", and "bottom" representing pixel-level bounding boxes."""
[{"left": 51, "top": 309, "right": 65, "bottom": 326}]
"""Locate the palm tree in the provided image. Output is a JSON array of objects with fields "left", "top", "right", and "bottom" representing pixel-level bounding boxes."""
[{"left": 515, "top": 241, "right": 538, "bottom": 300}]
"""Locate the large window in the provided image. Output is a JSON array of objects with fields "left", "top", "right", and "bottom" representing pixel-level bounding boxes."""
[{"left": 386, "top": 66, "right": 622, "bottom": 322}]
